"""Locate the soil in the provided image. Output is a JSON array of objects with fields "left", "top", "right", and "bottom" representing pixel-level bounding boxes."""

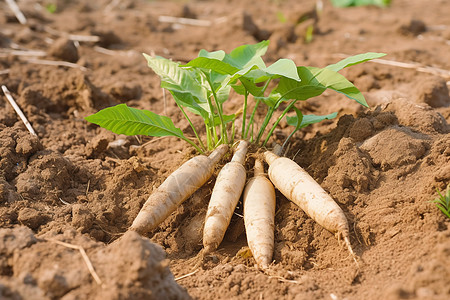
[{"left": 1, "top": 0, "right": 450, "bottom": 299}]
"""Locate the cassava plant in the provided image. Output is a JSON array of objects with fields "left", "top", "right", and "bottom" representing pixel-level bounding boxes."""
[
  {"left": 85, "top": 41, "right": 385, "bottom": 269},
  {"left": 86, "top": 40, "right": 384, "bottom": 153}
]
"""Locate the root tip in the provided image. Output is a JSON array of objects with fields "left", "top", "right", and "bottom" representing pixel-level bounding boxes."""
[
  {"left": 203, "top": 244, "right": 215, "bottom": 255},
  {"left": 343, "top": 235, "right": 359, "bottom": 267}
]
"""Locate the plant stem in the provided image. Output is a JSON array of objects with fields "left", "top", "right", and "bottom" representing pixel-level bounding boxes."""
[
  {"left": 199, "top": 74, "right": 219, "bottom": 148},
  {"left": 241, "top": 89, "right": 248, "bottom": 138},
  {"left": 254, "top": 86, "right": 295, "bottom": 145},
  {"left": 245, "top": 98, "right": 260, "bottom": 139},
  {"left": 206, "top": 108, "right": 217, "bottom": 147},
  {"left": 181, "top": 136, "right": 204, "bottom": 154},
  {"left": 176, "top": 103, "right": 206, "bottom": 152},
  {"left": 281, "top": 129, "right": 296, "bottom": 153},
  {"left": 213, "top": 94, "right": 227, "bottom": 144},
  {"left": 205, "top": 122, "right": 213, "bottom": 150},
  {"left": 212, "top": 122, "right": 218, "bottom": 145},
  {"left": 260, "top": 79, "right": 272, "bottom": 96},
  {"left": 231, "top": 117, "right": 236, "bottom": 145},
  {"left": 249, "top": 79, "right": 272, "bottom": 143},
  {"left": 202, "top": 70, "right": 227, "bottom": 144},
  {"left": 262, "top": 99, "right": 298, "bottom": 147},
  {"left": 255, "top": 106, "right": 275, "bottom": 144}
]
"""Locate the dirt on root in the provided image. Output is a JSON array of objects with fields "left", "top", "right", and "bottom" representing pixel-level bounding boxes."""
[{"left": 1, "top": 0, "right": 450, "bottom": 299}]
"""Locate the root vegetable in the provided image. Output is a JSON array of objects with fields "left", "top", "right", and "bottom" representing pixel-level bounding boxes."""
[
  {"left": 264, "top": 151, "right": 356, "bottom": 261},
  {"left": 203, "top": 140, "right": 249, "bottom": 253},
  {"left": 130, "top": 144, "right": 229, "bottom": 234},
  {"left": 243, "top": 159, "right": 276, "bottom": 269}
]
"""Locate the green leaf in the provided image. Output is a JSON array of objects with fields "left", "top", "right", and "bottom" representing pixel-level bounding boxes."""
[
  {"left": 170, "top": 90, "right": 210, "bottom": 118},
  {"left": 264, "top": 58, "right": 301, "bottom": 81},
  {"left": 222, "top": 65, "right": 262, "bottom": 88},
  {"left": 289, "top": 107, "right": 304, "bottom": 131},
  {"left": 186, "top": 41, "right": 269, "bottom": 77},
  {"left": 281, "top": 107, "right": 303, "bottom": 147},
  {"left": 210, "top": 72, "right": 229, "bottom": 85},
  {"left": 255, "top": 92, "right": 283, "bottom": 108},
  {"left": 275, "top": 66, "right": 368, "bottom": 107},
  {"left": 274, "top": 66, "right": 327, "bottom": 101},
  {"left": 184, "top": 41, "right": 275, "bottom": 101},
  {"left": 282, "top": 110, "right": 338, "bottom": 149},
  {"left": 326, "top": 52, "right": 386, "bottom": 72},
  {"left": 242, "top": 69, "right": 271, "bottom": 83},
  {"left": 274, "top": 83, "right": 327, "bottom": 101},
  {"left": 230, "top": 83, "right": 247, "bottom": 95},
  {"left": 231, "top": 59, "right": 300, "bottom": 85},
  {"left": 225, "top": 40, "right": 269, "bottom": 69},
  {"left": 310, "top": 67, "right": 368, "bottom": 106},
  {"left": 216, "top": 84, "right": 231, "bottom": 104},
  {"left": 231, "top": 77, "right": 265, "bottom": 96},
  {"left": 85, "top": 104, "right": 186, "bottom": 138},
  {"left": 199, "top": 49, "right": 226, "bottom": 60},
  {"left": 286, "top": 112, "right": 338, "bottom": 129},
  {"left": 431, "top": 185, "right": 450, "bottom": 219},
  {"left": 143, "top": 54, "right": 209, "bottom": 105},
  {"left": 435, "top": 204, "right": 450, "bottom": 219},
  {"left": 184, "top": 57, "right": 240, "bottom": 75},
  {"left": 209, "top": 114, "right": 236, "bottom": 126}
]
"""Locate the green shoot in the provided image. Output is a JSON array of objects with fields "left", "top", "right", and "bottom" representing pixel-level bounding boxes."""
[
  {"left": 45, "top": 3, "right": 57, "bottom": 14},
  {"left": 276, "top": 11, "right": 287, "bottom": 23},
  {"left": 85, "top": 41, "right": 385, "bottom": 153},
  {"left": 305, "top": 25, "right": 314, "bottom": 43},
  {"left": 431, "top": 185, "right": 450, "bottom": 219},
  {"left": 330, "top": 0, "right": 391, "bottom": 7}
]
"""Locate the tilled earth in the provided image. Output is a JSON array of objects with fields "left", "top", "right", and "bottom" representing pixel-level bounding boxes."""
[{"left": 1, "top": 0, "right": 450, "bottom": 299}]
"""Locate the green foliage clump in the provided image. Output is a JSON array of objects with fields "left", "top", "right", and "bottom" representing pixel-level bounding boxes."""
[
  {"left": 85, "top": 41, "right": 385, "bottom": 153},
  {"left": 431, "top": 185, "right": 450, "bottom": 219}
]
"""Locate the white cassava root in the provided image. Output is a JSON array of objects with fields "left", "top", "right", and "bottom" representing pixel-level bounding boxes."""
[
  {"left": 243, "top": 159, "right": 276, "bottom": 269},
  {"left": 203, "top": 140, "right": 249, "bottom": 253},
  {"left": 264, "top": 151, "right": 357, "bottom": 262},
  {"left": 130, "top": 144, "right": 229, "bottom": 235}
]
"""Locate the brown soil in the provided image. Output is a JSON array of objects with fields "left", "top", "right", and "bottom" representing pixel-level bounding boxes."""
[{"left": 1, "top": 0, "right": 450, "bottom": 299}]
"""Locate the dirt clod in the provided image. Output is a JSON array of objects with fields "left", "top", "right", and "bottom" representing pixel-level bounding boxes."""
[
  {"left": 360, "top": 126, "right": 428, "bottom": 170},
  {"left": 95, "top": 231, "right": 191, "bottom": 300},
  {"left": 0, "top": 179, "right": 19, "bottom": 204},
  {"left": 0, "top": 227, "right": 37, "bottom": 254},
  {"left": 85, "top": 135, "right": 110, "bottom": 158},
  {"left": 0, "top": 227, "right": 189, "bottom": 300},
  {"left": 49, "top": 38, "right": 79, "bottom": 63},
  {"left": 399, "top": 19, "right": 427, "bottom": 36},
  {"left": 385, "top": 98, "right": 448, "bottom": 133},
  {"left": 17, "top": 208, "right": 49, "bottom": 230},
  {"left": 71, "top": 204, "right": 94, "bottom": 233},
  {"left": 414, "top": 77, "right": 450, "bottom": 108},
  {"left": 349, "top": 118, "right": 375, "bottom": 141},
  {"left": 242, "top": 13, "right": 271, "bottom": 41}
]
